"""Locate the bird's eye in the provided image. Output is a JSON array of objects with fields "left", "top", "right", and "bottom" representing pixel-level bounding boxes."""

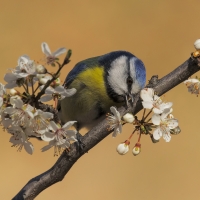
[{"left": 127, "top": 77, "right": 133, "bottom": 85}]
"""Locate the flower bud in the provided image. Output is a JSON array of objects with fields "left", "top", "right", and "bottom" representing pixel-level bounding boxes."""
[
  {"left": 36, "top": 65, "right": 47, "bottom": 74},
  {"left": 116, "top": 140, "right": 130, "bottom": 155},
  {"left": 10, "top": 89, "right": 20, "bottom": 96},
  {"left": 170, "top": 126, "right": 181, "bottom": 135},
  {"left": 122, "top": 113, "right": 135, "bottom": 123},
  {"left": 39, "top": 75, "right": 52, "bottom": 85},
  {"left": 36, "top": 74, "right": 45, "bottom": 79},
  {"left": 132, "top": 143, "right": 141, "bottom": 156},
  {"left": 194, "top": 39, "right": 200, "bottom": 50},
  {"left": 10, "top": 95, "right": 21, "bottom": 105}
]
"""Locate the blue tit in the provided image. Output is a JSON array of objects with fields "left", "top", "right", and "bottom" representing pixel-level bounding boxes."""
[{"left": 60, "top": 51, "right": 146, "bottom": 130}]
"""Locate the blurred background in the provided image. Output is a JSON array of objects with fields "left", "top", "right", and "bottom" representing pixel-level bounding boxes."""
[{"left": 0, "top": 0, "right": 200, "bottom": 199}]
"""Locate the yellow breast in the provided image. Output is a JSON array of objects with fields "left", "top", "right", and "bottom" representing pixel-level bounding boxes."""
[{"left": 61, "top": 66, "right": 119, "bottom": 125}]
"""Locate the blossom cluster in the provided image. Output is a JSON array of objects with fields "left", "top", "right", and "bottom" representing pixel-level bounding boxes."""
[
  {"left": 107, "top": 88, "right": 180, "bottom": 156},
  {"left": 184, "top": 78, "right": 200, "bottom": 96},
  {"left": 0, "top": 43, "right": 77, "bottom": 155}
]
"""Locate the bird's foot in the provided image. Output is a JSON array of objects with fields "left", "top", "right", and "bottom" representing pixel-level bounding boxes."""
[{"left": 75, "top": 132, "right": 86, "bottom": 153}]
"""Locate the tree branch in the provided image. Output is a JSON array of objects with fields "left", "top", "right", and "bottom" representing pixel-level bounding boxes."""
[{"left": 12, "top": 56, "right": 200, "bottom": 200}]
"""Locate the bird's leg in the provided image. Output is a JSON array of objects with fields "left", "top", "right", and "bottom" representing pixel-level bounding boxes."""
[
  {"left": 75, "top": 124, "right": 86, "bottom": 153},
  {"left": 76, "top": 132, "right": 86, "bottom": 152}
]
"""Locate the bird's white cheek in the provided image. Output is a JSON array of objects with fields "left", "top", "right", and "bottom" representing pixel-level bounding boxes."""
[
  {"left": 107, "top": 56, "right": 129, "bottom": 95},
  {"left": 131, "top": 82, "right": 141, "bottom": 94}
]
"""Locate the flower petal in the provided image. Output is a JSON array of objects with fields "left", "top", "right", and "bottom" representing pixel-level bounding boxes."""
[
  {"left": 55, "top": 85, "right": 65, "bottom": 92},
  {"left": 5, "top": 82, "right": 18, "bottom": 89},
  {"left": 39, "top": 95, "right": 53, "bottom": 102},
  {"left": 41, "top": 112, "right": 54, "bottom": 119},
  {"left": 24, "top": 141, "right": 34, "bottom": 155},
  {"left": 140, "top": 88, "right": 154, "bottom": 101},
  {"left": 45, "top": 86, "right": 55, "bottom": 94},
  {"left": 52, "top": 48, "right": 67, "bottom": 57},
  {"left": 167, "top": 119, "right": 179, "bottom": 129},
  {"left": 63, "top": 88, "right": 77, "bottom": 97},
  {"left": 110, "top": 106, "right": 120, "bottom": 120},
  {"left": 161, "top": 108, "right": 172, "bottom": 120},
  {"left": 142, "top": 101, "right": 153, "bottom": 109},
  {"left": 9, "top": 136, "right": 21, "bottom": 145},
  {"left": 153, "top": 128, "right": 162, "bottom": 140},
  {"left": 4, "top": 73, "right": 19, "bottom": 82},
  {"left": 163, "top": 132, "right": 171, "bottom": 142},
  {"left": 4, "top": 107, "right": 15, "bottom": 114},
  {"left": 62, "top": 121, "right": 77, "bottom": 130},
  {"left": 184, "top": 79, "right": 199, "bottom": 84},
  {"left": 41, "top": 143, "right": 54, "bottom": 152},
  {"left": 112, "top": 128, "right": 120, "bottom": 137},
  {"left": 159, "top": 102, "right": 173, "bottom": 113},
  {"left": 65, "top": 130, "right": 77, "bottom": 138},
  {"left": 153, "top": 107, "right": 163, "bottom": 114},
  {"left": 18, "top": 55, "right": 30, "bottom": 66},
  {"left": 41, "top": 131, "right": 55, "bottom": 141},
  {"left": 14, "top": 99, "right": 23, "bottom": 108},
  {"left": 0, "top": 98, "right": 3, "bottom": 107},
  {"left": 152, "top": 114, "right": 161, "bottom": 125},
  {"left": 49, "top": 121, "right": 59, "bottom": 132},
  {"left": 2, "top": 118, "right": 12, "bottom": 128},
  {"left": 41, "top": 42, "right": 51, "bottom": 56}
]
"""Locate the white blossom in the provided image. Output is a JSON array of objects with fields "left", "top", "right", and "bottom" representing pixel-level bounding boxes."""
[
  {"left": 4, "top": 73, "right": 21, "bottom": 89},
  {"left": 10, "top": 95, "right": 21, "bottom": 105},
  {"left": 140, "top": 88, "right": 172, "bottom": 114},
  {"left": 184, "top": 78, "right": 200, "bottom": 95},
  {"left": 10, "top": 89, "right": 19, "bottom": 96},
  {"left": 132, "top": 143, "right": 141, "bottom": 156},
  {"left": 8, "top": 126, "right": 34, "bottom": 155},
  {"left": 41, "top": 121, "right": 77, "bottom": 155},
  {"left": 194, "top": 39, "right": 200, "bottom": 50},
  {"left": 152, "top": 109, "right": 178, "bottom": 142},
  {"left": 36, "top": 65, "right": 47, "bottom": 74},
  {"left": 41, "top": 42, "right": 67, "bottom": 65},
  {"left": 107, "top": 106, "right": 122, "bottom": 137},
  {"left": 116, "top": 141, "right": 130, "bottom": 155},
  {"left": 0, "top": 83, "right": 6, "bottom": 107},
  {"left": 41, "top": 121, "right": 77, "bottom": 143},
  {"left": 4, "top": 55, "right": 38, "bottom": 89},
  {"left": 39, "top": 85, "right": 76, "bottom": 102},
  {"left": 31, "top": 109, "right": 53, "bottom": 133},
  {"left": 41, "top": 138, "right": 71, "bottom": 156},
  {"left": 38, "top": 75, "right": 52, "bottom": 85},
  {"left": 122, "top": 113, "right": 135, "bottom": 123},
  {"left": 14, "top": 56, "right": 37, "bottom": 78},
  {"left": 4, "top": 99, "right": 34, "bottom": 127}
]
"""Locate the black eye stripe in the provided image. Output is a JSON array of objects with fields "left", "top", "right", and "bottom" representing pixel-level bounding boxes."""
[{"left": 127, "top": 77, "right": 133, "bottom": 85}]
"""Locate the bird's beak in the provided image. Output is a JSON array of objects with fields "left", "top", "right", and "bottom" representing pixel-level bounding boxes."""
[{"left": 125, "top": 93, "right": 134, "bottom": 106}]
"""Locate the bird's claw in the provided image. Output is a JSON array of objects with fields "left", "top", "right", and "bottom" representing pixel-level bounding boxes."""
[{"left": 76, "top": 132, "right": 87, "bottom": 153}]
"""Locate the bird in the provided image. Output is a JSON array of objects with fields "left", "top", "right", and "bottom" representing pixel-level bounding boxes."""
[{"left": 60, "top": 51, "right": 146, "bottom": 131}]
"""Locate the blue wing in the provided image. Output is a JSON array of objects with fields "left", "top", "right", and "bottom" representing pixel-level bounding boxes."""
[{"left": 64, "top": 56, "right": 100, "bottom": 86}]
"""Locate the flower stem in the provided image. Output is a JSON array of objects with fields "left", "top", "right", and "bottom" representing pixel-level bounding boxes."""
[
  {"left": 143, "top": 109, "right": 152, "bottom": 121},
  {"left": 128, "top": 128, "right": 137, "bottom": 140},
  {"left": 31, "top": 78, "right": 34, "bottom": 95},
  {"left": 32, "top": 84, "right": 40, "bottom": 95},
  {"left": 138, "top": 132, "right": 142, "bottom": 143},
  {"left": 142, "top": 108, "right": 146, "bottom": 121},
  {"left": 54, "top": 97, "right": 58, "bottom": 109},
  {"left": 26, "top": 81, "right": 29, "bottom": 94}
]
